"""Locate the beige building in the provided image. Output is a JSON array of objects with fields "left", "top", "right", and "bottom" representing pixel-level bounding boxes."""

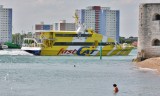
[{"left": 53, "top": 20, "right": 76, "bottom": 31}]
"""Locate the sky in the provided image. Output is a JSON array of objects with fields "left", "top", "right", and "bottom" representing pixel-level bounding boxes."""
[{"left": 0, "top": 0, "right": 160, "bottom": 37}]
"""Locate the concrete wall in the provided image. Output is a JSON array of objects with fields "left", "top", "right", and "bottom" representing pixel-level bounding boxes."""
[{"left": 138, "top": 3, "right": 160, "bottom": 58}]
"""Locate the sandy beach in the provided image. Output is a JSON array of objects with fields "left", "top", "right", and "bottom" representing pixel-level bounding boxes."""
[{"left": 136, "top": 57, "right": 160, "bottom": 72}]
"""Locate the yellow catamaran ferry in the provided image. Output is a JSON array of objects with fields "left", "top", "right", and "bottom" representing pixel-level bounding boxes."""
[{"left": 21, "top": 24, "right": 133, "bottom": 56}]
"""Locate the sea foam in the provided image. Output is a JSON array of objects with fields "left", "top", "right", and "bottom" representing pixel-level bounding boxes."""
[
  {"left": 139, "top": 67, "right": 158, "bottom": 72},
  {"left": 0, "top": 49, "right": 33, "bottom": 56}
]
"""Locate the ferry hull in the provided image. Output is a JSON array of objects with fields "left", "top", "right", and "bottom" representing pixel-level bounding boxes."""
[
  {"left": 39, "top": 49, "right": 132, "bottom": 56},
  {"left": 38, "top": 46, "right": 133, "bottom": 56},
  {"left": 25, "top": 50, "right": 41, "bottom": 55}
]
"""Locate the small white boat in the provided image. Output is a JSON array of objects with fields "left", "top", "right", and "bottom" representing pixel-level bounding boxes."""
[{"left": 2, "top": 45, "right": 8, "bottom": 49}]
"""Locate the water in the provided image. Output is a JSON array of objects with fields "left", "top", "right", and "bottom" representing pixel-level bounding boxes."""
[{"left": 0, "top": 49, "right": 160, "bottom": 96}]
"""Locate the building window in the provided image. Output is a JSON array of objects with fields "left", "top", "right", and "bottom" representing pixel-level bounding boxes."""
[
  {"left": 153, "top": 13, "right": 160, "bottom": 21},
  {"left": 152, "top": 39, "right": 160, "bottom": 46},
  {"left": 156, "top": 14, "right": 160, "bottom": 20}
]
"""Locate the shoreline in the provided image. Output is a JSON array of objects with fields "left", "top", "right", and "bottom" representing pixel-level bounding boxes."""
[{"left": 135, "top": 57, "right": 160, "bottom": 73}]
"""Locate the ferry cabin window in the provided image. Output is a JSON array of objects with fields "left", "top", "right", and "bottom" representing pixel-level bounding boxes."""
[
  {"left": 53, "top": 42, "right": 115, "bottom": 46},
  {"left": 55, "top": 34, "right": 92, "bottom": 37},
  {"left": 99, "top": 42, "right": 115, "bottom": 46},
  {"left": 24, "top": 40, "right": 34, "bottom": 44},
  {"left": 54, "top": 42, "right": 94, "bottom": 46}
]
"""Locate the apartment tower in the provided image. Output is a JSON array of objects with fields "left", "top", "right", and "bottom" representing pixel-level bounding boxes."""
[
  {"left": 0, "top": 5, "right": 12, "bottom": 43},
  {"left": 76, "top": 6, "right": 120, "bottom": 42}
]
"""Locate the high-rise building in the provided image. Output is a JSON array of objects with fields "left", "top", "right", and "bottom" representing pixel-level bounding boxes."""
[
  {"left": 76, "top": 6, "right": 120, "bottom": 42},
  {"left": 0, "top": 5, "right": 12, "bottom": 43},
  {"left": 53, "top": 20, "right": 76, "bottom": 31}
]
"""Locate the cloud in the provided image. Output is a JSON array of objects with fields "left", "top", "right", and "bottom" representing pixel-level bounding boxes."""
[
  {"left": 37, "top": 0, "right": 44, "bottom": 3},
  {"left": 0, "top": 0, "right": 145, "bottom": 37},
  {"left": 139, "top": 0, "right": 160, "bottom": 3}
]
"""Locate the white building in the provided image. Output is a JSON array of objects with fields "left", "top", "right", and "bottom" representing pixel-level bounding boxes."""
[
  {"left": 76, "top": 6, "right": 120, "bottom": 42},
  {"left": 53, "top": 20, "right": 76, "bottom": 31},
  {"left": 0, "top": 5, "right": 12, "bottom": 43}
]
